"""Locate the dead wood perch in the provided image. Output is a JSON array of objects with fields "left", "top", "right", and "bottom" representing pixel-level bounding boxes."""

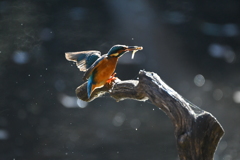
[{"left": 76, "top": 70, "right": 224, "bottom": 160}]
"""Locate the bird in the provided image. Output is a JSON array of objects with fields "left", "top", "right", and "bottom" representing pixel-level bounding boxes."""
[{"left": 65, "top": 44, "right": 143, "bottom": 98}]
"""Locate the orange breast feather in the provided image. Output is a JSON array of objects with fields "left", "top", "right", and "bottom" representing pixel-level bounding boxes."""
[{"left": 92, "top": 57, "right": 118, "bottom": 88}]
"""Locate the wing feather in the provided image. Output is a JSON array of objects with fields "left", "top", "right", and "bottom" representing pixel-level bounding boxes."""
[{"left": 65, "top": 50, "right": 101, "bottom": 71}]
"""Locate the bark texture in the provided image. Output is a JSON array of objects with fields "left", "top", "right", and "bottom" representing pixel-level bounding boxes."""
[{"left": 76, "top": 70, "right": 224, "bottom": 160}]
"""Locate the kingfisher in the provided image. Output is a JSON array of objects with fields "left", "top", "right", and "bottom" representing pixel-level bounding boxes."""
[{"left": 65, "top": 44, "right": 143, "bottom": 98}]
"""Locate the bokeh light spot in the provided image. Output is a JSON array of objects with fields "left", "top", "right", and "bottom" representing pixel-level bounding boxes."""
[
  {"left": 213, "top": 89, "right": 223, "bottom": 101},
  {"left": 194, "top": 74, "right": 205, "bottom": 87},
  {"left": 0, "top": 129, "right": 8, "bottom": 140},
  {"left": 201, "top": 22, "right": 222, "bottom": 36},
  {"left": 163, "top": 11, "right": 186, "bottom": 24},
  {"left": 130, "top": 119, "right": 141, "bottom": 129},
  {"left": 12, "top": 51, "right": 29, "bottom": 64},
  {"left": 69, "top": 7, "right": 86, "bottom": 21},
  {"left": 223, "top": 24, "right": 239, "bottom": 37},
  {"left": 208, "top": 43, "right": 223, "bottom": 58},
  {"left": 201, "top": 22, "right": 239, "bottom": 37},
  {"left": 112, "top": 112, "right": 126, "bottom": 127},
  {"left": 77, "top": 99, "right": 88, "bottom": 108},
  {"left": 54, "top": 79, "right": 66, "bottom": 92},
  {"left": 208, "top": 43, "right": 235, "bottom": 63},
  {"left": 223, "top": 154, "right": 232, "bottom": 160},
  {"left": 59, "top": 94, "right": 78, "bottom": 108},
  {"left": 218, "top": 140, "right": 228, "bottom": 151},
  {"left": 233, "top": 91, "right": 240, "bottom": 103},
  {"left": 202, "top": 80, "right": 213, "bottom": 91}
]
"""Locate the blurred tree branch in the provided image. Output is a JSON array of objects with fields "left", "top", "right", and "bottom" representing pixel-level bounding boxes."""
[{"left": 76, "top": 70, "right": 224, "bottom": 160}]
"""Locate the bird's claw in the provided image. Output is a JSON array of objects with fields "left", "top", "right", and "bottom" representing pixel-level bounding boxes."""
[{"left": 106, "top": 73, "right": 117, "bottom": 84}]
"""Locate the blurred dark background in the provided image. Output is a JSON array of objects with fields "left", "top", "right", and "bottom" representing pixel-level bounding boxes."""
[{"left": 1, "top": 0, "right": 240, "bottom": 159}]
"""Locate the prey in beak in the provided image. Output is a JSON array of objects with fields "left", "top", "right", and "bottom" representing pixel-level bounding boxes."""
[{"left": 125, "top": 46, "right": 143, "bottom": 59}]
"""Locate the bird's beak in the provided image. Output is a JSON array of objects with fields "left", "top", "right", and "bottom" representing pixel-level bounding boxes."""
[
  {"left": 125, "top": 46, "right": 143, "bottom": 52},
  {"left": 125, "top": 46, "right": 143, "bottom": 59}
]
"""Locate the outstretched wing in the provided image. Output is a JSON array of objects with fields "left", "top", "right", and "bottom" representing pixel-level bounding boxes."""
[{"left": 65, "top": 50, "right": 101, "bottom": 72}]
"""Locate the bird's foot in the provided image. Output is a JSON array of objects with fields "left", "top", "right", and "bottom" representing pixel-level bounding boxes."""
[{"left": 106, "top": 73, "right": 117, "bottom": 84}]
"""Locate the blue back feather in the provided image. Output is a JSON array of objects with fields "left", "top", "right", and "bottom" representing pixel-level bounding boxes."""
[
  {"left": 85, "top": 54, "right": 100, "bottom": 68},
  {"left": 87, "top": 74, "right": 94, "bottom": 98}
]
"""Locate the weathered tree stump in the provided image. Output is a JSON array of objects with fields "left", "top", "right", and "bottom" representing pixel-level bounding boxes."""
[{"left": 76, "top": 70, "right": 224, "bottom": 160}]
